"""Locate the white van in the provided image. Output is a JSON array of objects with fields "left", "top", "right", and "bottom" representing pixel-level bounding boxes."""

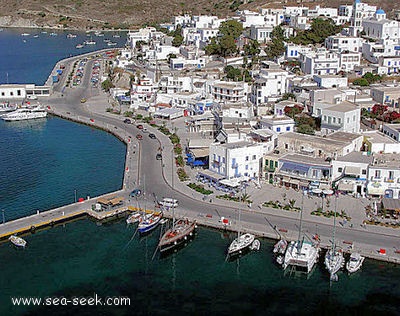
[{"left": 159, "top": 197, "right": 178, "bottom": 208}]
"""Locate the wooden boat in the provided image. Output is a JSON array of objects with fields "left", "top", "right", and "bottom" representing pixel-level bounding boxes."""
[{"left": 158, "top": 218, "right": 196, "bottom": 253}]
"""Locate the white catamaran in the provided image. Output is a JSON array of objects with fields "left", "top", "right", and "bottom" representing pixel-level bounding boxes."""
[{"left": 282, "top": 191, "right": 319, "bottom": 273}]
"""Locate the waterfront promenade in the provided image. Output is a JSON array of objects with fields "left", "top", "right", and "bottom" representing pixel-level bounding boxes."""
[{"left": 1, "top": 49, "right": 399, "bottom": 265}]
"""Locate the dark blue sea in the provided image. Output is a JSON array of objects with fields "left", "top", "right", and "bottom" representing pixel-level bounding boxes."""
[{"left": 0, "top": 28, "right": 399, "bottom": 316}]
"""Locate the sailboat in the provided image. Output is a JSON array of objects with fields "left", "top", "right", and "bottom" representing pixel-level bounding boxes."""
[
  {"left": 282, "top": 191, "right": 319, "bottom": 273},
  {"left": 324, "top": 194, "right": 344, "bottom": 279},
  {"left": 158, "top": 202, "right": 196, "bottom": 254},
  {"left": 227, "top": 209, "right": 256, "bottom": 258}
]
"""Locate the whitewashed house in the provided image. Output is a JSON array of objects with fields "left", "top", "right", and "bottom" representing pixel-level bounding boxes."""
[
  {"left": 209, "top": 141, "right": 264, "bottom": 180},
  {"left": 299, "top": 48, "right": 340, "bottom": 75},
  {"left": 367, "top": 153, "right": 400, "bottom": 198},
  {"left": 320, "top": 101, "right": 361, "bottom": 135}
]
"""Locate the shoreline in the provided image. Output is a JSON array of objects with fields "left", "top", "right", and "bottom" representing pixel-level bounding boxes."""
[{"left": 2, "top": 48, "right": 400, "bottom": 267}]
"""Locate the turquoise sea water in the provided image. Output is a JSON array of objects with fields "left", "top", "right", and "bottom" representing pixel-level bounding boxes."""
[{"left": 0, "top": 28, "right": 399, "bottom": 316}]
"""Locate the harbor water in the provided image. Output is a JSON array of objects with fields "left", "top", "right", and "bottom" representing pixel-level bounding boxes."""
[{"left": 0, "top": 28, "right": 399, "bottom": 315}]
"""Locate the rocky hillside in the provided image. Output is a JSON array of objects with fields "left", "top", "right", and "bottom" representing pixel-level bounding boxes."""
[{"left": 0, "top": 0, "right": 398, "bottom": 30}]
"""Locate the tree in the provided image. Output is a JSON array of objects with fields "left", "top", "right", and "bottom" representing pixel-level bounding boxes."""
[
  {"left": 219, "top": 35, "right": 238, "bottom": 57},
  {"left": 243, "top": 39, "right": 260, "bottom": 57},
  {"left": 296, "top": 124, "right": 315, "bottom": 135},
  {"left": 219, "top": 20, "right": 243, "bottom": 39},
  {"left": 204, "top": 38, "right": 220, "bottom": 55},
  {"left": 284, "top": 105, "right": 303, "bottom": 118},
  {"left": 290, "top": 18, "right": 343, "bottom": 45},
  {"left": 265, "top": 25, "right": 286, "bottom": 60},
  {"left": 101, "top": 79, "right": 114, "bottom": 92},
  {"left": 172, "top": 34, "right": 183, "bottom": 47}
]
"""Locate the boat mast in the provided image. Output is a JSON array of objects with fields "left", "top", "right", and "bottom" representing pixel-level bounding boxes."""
[
  {"left": 297, "top": 191, "right": 305, "bottom": 254},
  {"left": 332, "top": 194, "right": 338, "bottom": 255}
]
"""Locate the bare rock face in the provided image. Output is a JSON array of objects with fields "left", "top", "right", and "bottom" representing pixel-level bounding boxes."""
[{"left": 0, "top": 16, "right": 39, "bottom": 28}]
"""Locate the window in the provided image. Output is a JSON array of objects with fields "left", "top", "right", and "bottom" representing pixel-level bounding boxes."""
[
  {"left": 286, "top": 126, "right": 291, "bottom": 131},
  {"left": 252, "top": 155, "right": 256, "bottom": 160},
  {"left": 362, "top": 169, "right": 366, "bottom": 175},
  {"left": 338, "top": 167, "right": 343, "bottom": 172},
  {"left": 277, "top": 127, "right": 281, "bottom": 132},
  {"left": 265, "top": 159, "right": 269, "bottom": 165},
  {"left": 245, "top": 156, "right": 249, "bottom": 161},
  {"left": 375, "top": 170, "right": 381, "bottom": 178},
  {"left": 222, "top": 157, "right": 225, "bottom": 164},
  {"left": 245, "top": 165, "right": 249, "bottom": 170},
  {"left": 389, "top": 171, "right": 394, "bottom": 180}
]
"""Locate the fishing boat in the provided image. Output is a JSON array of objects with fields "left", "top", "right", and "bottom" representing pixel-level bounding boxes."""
[
  {"left": 324, "top": 194, "right": 344, "bottom": 279},
  {"left": 76, "top": 44, "right": 84, "bottom": 49},
  {"left": 84, "top": 39, "right": 96, "bottom": 45},
  {"left": 107, "top": 42, "right": 117, "bottom": 46},
  {"left": 67, "top": 33, "right": 77, "bottom": 38},
  {"left": 158, "top": 218, "right": 196, "bottom": 253},
  {"left": 9, "top": 235, "right": 27, "bottom": 248},
  {"left": 126, "top": 212, "right": 141, "bottom": 224},
  {"left": 137, "top": 212, "right": 162, "bottom": 234},
  {"left": 282, "top": 192, "right": 319, "bottom": 273},
  {"left": 273, "top": 239, "right": 288, "bottom": 255},
  {"left": 2, "top": 106, "right": 47, "bottom": 121},
  {"left": 346, "top": 252, "right": 365, "bottom": 274}
]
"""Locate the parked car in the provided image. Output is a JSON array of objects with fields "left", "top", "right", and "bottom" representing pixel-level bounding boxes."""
[
  {"left": 136, "top": 134, "right": 143, "bottom": 140},
  {"left": 123, "top": 118, "right": 131, "bottom": 124},
  {"left": 130, "top": 188, "right": 141, "bottom": 197},
  {"left": 156, "top": 153, "right": 162, "bottom": 160},
  {"left": 149, "top": 133, "right": 156, "bottom": 139},
  {"left": 136, "top": 124, "right": 143, "bottom": 129}
]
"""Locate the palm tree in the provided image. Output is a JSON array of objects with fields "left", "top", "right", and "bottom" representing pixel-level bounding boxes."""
[{"left": 239, "top": 193, "right": 251, "bottom": 204}]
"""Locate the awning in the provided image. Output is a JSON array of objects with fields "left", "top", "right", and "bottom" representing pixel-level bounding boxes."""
[
  {"left": 367, "top": 185, "right": 385, "bottom": 195},
  {"left": 283, "top": 176, "right": 291, "bottom": 182},
  {"left": 338, "top": 182, "right": 354, "bottom": 191},
  {"left": 289, "top": 179, "right": 300, "bottom": 186},
  {"left": 345, "top": 166, "right": 360, "bottom": 176},
  {"left": 219, "top": 178, "right": 240, "bottom": 188},
  {"left": 198, "top": 170, "right": 225, "bottom": 182},
  {"left": 190, "top": 148, "right": 209, "bottom": 158},
  {"left": 281, "top": 162, "right": 310, "bottom": 174}
]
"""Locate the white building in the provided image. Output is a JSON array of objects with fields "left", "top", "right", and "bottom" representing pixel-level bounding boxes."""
[
  {"left": 367, "top": 154, "right": 400, "bottom": 198},
  {"left": 320, "top": 101, "right": 361, "bottom": 135},
  {"left": 258, "top": 115, "right": 295, "bottom": 134},
  {"left": 349, "top": 0, "right": 377, "bottom": 36},
  {"left": 362, "top": 9, "right": 400, "bottom": 41},
  {"left": 209, "top": 80, "right": 249, "bottom": 104},
  {"left": 339, "top": 51, "right": 362, "bottom": 71},
  {"left": 313, "top": 75, "right": 348, "bottom": 88},
  {"left": 299, "top": 48, "right": 340, "bottom": 75},
  {"left": 249, "top": 25, "right": 274, "bottom": 43},
  {"left": 382, "top": 123, "right": 400, "bottom": 141},
  {"left": 325, "top": 35, "right": 362, "bottom": 53},
  {"left": 209, "top": 141, "right": 264, "bottom": 180},
  {"left": 370, "top": 85, "right": 400, "bottom": 108}
]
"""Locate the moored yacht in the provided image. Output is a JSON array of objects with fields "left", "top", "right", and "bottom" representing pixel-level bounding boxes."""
[
  {"left": 137, "top": 212, "right": 162, "bottom": 234},
  {"left": 346, "top": 252, "right": 365, "bottom": 274},
  {"left": 158, "top": 218, "right": 196, "bottom": 253},
  {"left": 2, "top": 106, "right": 47, "bottom": 121},
  {"left": 324, "top": 248, "right": 344, "bottom": 276},
  {"left": 282, "top": 239, "right": 319, "bottom": 273},
  {"left": 227, "top": 232, "right": 255, "bottom": 257}
]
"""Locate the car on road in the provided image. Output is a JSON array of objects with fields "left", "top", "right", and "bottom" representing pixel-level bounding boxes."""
[
  {"left": 123, "top": 118, "right": 131, "bottom": 124},
  {"left": 130, "top": 188, "right": 141, "bottom": 197},
  {"left": 136, "top": 124, "right": 143, "bottom": 129},
  {"left": 149, "top": 133, "right": 156, "bottom": 139},
  {"left": 136, "top": 134, "right": 143, "bottom": 140},
  {"left": 156, "top": 153, "right": 162, "bottom": 160}
]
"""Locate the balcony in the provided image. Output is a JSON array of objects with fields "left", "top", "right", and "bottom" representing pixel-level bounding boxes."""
[{"left": 384, "top": 177, "right": 395, "bottom": 183}]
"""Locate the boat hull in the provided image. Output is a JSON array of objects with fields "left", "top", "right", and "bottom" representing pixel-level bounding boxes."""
[{"left": 159, "top": 220, "right": 196, "bottom": 254}]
